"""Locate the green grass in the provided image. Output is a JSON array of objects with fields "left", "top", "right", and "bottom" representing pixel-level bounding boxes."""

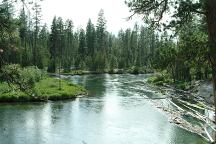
[{"left": 0, "top": 78, "right": 87, "bottom": 102}]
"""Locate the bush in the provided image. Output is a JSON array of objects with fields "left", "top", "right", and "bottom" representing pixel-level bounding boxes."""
[
  {"left": 127, "top": 66, "right": 139, "bottom": 74},
  {"left": 147, "top": 74, "right": 173, "bottom": 86},
  {"left": 0, "top": 64, "right": 45, "bottom": 95},
  {"left": 148, "top": 75, "right": 164, "bottom": 83},
  {"left": 175, "top": 81, "right": 189, "bottom": 90},
  {"left": 132, "top": 66, "right": 139, "bottom": 74},
  {"left": 21, "top": 66, "right": 45, "bottom": 83},
  {"left": 108, "top": 69, "right": 115, "bottom": 74}
]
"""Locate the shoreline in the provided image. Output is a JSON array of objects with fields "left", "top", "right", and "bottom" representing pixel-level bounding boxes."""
[
  {"left": 0, "top": 77, "right": 87, "bottom": 103},
  {"left": 145, "top": 82, "right": 214, "bottom": 143},
  {"left": 0, "top": 94, "right": 87, "bottom": 103},
  {"left": 51, "top": 69, "right": 154, "bottom": 76}
]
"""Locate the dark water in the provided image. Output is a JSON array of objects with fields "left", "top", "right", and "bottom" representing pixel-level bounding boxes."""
[{"left": 0, "top": 74, "right": 207, "bottom": 144}]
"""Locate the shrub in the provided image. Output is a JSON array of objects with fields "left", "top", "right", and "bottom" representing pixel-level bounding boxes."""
[
  {"left": 147, "top": 74, "right": 173, "bottom": 86},
  {"left": 127, "top": 66, "right": 140, "bottom": 74},
  {"left": 0, "top": 64, "right": 45, "bottom": 95},
  {"left": 132, "top": 66, "right": 139, "bottom": 74},
  {"left": 147, "top": 75, "right": 164, "bottom": 84},
  {"left": 175, "top": 81, "right": 189, "bottom": 90},
  {"left": 21, "top": 66, "right": 44, "bottom": 82}
]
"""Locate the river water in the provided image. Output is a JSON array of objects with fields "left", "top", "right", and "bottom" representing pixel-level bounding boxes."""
[{"left": 0, "top": 74, "right": 207, "bottom": 144}]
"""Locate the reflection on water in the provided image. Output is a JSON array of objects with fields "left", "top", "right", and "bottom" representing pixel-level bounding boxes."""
[{"left": 0, "top": 74, "right": 207, "bottom": 144}]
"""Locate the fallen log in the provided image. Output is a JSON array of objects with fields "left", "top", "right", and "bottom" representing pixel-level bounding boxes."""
[{"left": 204, "top": 127, "right": 214, "bottom": 143}]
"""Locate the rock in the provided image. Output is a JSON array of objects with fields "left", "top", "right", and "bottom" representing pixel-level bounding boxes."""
[{"left": 197, "top": 81, "right": 214, "bottom": 105}]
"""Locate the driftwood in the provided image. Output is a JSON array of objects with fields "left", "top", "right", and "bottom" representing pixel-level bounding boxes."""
[
  {"left": 204, "top": 127, "right": 214, "bottom": 143},
  {"left": 143, "top": 88, "right": 215, "bottom": 142},
  {"left": 138, "top": 80, "right": 216, "bottom": 142},
  {"left": 169, "top": 97, "right": 216, "bottom": 143}
]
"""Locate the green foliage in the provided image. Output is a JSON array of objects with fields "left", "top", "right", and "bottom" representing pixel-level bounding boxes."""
[
  {"left": 125, "top": 0, "right": 205, "bottom": 30},
  {"left": 147, "top": 74, "right": 174, "bottom": 86},
  {"left": 125, "top": 0, "right": 215, "bottom": 92},
  {"left": 127, "top": 66, "right": 139, "bottom": 74},
  {"left": 0, "top": 64, "right": 44, "bottom": 95},
  {"left": 147, "top": 74, "right": 191, "bottom": 90},
  {"left": 21, "top": 66, "right": 45, "bottom": 83},
  {"left": 86, "top": 19, "right": 96, "bottom": 56},
  {"left": 147, "top": 75, "right": 164, "bottom": 86},
  {"left": 149, "top": 18, "right": 211, "bottom": 83},
  {"left": 175, "top": 81, "right": 190, "bottom": 91}
]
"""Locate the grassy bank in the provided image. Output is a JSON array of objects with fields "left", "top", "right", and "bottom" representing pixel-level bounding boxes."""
[{"left": 0, "top": 78, "right": 87, "bottom": 102}]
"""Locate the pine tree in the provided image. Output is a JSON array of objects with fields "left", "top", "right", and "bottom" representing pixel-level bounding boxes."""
[
  {"left": 86, "top": 19, "right": 96, "bottom": 57},
  {"left": 77, "top": 28, "right": 86, "bottom": 68},
  {"left": 32, "top": 0, "right": 43, "bottom": 66},
  {"left": 19, "top": 7, "right": 30, "bottom": 66},
  {"left": 63, "top": 19, "right": 74, "bottom": 71},
  {"left": 37, "top": 25, "right": 49, "bottom": 69},
  {"left": 96, "top": 9, "right": 106, "bottom": 52},
  {"left": 48, "top": 16, "right": 58, "bottom": 72}
]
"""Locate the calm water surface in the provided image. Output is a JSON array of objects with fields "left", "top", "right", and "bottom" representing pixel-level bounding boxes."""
[{"left": 0, "top": 74, "right": 207, "bottom": 144}]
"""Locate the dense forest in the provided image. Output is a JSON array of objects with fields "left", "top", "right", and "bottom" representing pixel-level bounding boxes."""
[
  {"left": 0, "top": 0, "right": 158, "bottom": 73},
  {"left": 0, "top": 0, "right": 211, "bottom": 82}
]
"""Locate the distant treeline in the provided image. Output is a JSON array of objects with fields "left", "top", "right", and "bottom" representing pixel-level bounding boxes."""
[{"left": 0, "top": 0, "right": 211, "bottom": 81}]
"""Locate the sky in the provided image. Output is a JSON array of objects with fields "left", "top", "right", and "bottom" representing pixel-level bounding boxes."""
[{"left": 39, "top": 0, "right": 142, "bottom": 34}]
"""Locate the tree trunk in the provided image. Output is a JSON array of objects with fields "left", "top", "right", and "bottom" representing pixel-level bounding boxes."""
[{"left": 206, "top": 0, "right": 216, "bottom": 142}]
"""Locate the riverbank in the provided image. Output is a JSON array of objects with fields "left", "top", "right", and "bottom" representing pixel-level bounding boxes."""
[
  {"left": 147, "top": 74, "right": 214, "bottom": 108},
  {"left": 60, "top": 68, "right": 154, "bottom": 76},
  {"left": 146, "top": 75, "right": 215, "bottom": 143},
  {"left": 0, "top": 77, "right": 87, "bottom": 102}
]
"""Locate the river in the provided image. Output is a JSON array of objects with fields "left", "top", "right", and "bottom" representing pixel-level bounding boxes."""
[{"left": 0, "top": 74, "right": 207, "bottom": 144}]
